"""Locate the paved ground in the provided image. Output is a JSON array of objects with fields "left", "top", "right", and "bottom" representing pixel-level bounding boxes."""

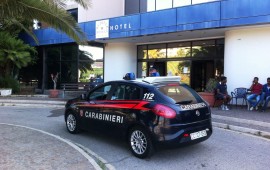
[
  {"left": 0, "top": 123, "right": 101, "bottom": 170},
  {"left": 0, "top": 95, "right": 270, "bottom": 169}
]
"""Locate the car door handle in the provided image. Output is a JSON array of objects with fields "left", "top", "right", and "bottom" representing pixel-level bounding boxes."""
[{"left": 89, "top": 101, "right": 95, "bottom": 104}]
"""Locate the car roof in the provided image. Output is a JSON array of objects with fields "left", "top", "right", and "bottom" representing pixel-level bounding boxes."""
[
  {"left": 138, "top": 76, "right": 180, "bottom": 84},
  {"left": 106, "top": 76, "right": 181, "bottom": 88}
]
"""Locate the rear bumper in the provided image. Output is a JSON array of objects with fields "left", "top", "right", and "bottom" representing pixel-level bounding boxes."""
[{"left": 152, "top": 118, "right": 212, "bottom": 146}]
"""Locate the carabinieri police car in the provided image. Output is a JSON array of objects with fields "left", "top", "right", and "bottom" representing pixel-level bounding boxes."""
[{"left": 64, "top": 76, "right": 212, "bottom": 158}]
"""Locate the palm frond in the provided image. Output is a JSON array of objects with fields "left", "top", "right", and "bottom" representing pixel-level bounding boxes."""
[
  {"left": 0, "top": 0, "right": 91, "bottom": 44},
  {"left": 9, "top": 18, "right": 39, "bottom": 44}
]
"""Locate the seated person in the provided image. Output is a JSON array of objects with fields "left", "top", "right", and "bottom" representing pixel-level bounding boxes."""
[
  {"left": 247, "top": 77, "right": 263, "bottom": 111},
  {"left": 260, "top": 77, "right": 270, "bottom": 112},
  {"left": 149, "top": 67, "right": 160, "bottom": 77},
  {"left": 215, "top": 76, "right": 231, "bottom": 110}
]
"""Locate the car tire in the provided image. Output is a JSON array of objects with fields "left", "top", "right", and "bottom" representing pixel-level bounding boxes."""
[
  {"left": 128, "top": 126, "right": 154, "bottom": 159},
  {"left": 66, "top": 112, "right": 80, "bottom": 134}
]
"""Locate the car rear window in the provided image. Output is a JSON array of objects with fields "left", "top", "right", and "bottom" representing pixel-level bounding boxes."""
[{"left": 158, "top": 85, "right": 201, "bottom": 104}]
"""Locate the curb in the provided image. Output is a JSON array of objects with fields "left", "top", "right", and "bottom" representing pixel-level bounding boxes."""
[
  {"left": 0, "top": 103, "right": 64, "bottom": 108},
  {"left": 0, "top": 99, "right": 66, "bottom": 107},
  {"left": 213, "top": 122, "right": 270, "bottom": 139},
  {"left": 75, "top": 143, "right": 116, "bottom": 170},
  {"left": 0, "top": 99, "right": 66, "bottom": 104},
  {"left": 213, "top": 114, "right": 270, "bottom": 128},
  {"left": 0, "top": 95, "right": 49, "bottom": 98}
]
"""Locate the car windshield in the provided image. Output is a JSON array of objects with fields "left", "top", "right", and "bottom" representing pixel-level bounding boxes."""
[{"left": 158, "top": 85, "right": 202, "bottom": 104}]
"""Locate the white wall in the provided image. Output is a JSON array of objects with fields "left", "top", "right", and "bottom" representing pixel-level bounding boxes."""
[
  {"left": 224, "top": 26, "right": 270, "bottom": 94},
  {"left": 104, "top": 43, "right": 137, "bottom": 82},
  {"left": 78, "top": 0, "right": 124, "bottom": 22},
  {"left": 65, "top": 1, "right": 78, "bottom": 10}
]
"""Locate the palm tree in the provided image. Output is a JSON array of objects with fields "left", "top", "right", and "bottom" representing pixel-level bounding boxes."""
[
  {"left": 0, "top": 31, "right": 37, "bottom": 78},
  {"left": 0, "top": 0, "right": 91, "bottom": 44}
]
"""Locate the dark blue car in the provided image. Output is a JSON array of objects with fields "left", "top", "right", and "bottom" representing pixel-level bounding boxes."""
[{"left": 65, "top": 76, "right": 212, "bottom": 158}]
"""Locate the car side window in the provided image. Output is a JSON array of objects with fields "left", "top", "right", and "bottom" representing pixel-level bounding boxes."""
[
  {"left": 111, "top": 84, "right": 141, "bottom": 100},
  {"left": 89, "top": 85, "right": 112, "bottom": 100}
]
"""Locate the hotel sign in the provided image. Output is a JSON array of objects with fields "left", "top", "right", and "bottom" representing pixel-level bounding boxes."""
[
  {"left": 95, "top": 19, "right": 109, "bottom": 39},
  {"left": 109, "top": 23, "right": 131, "bottom": 31},
  {"left": 95, "top": 15, "right": 140, "bottom": 39}
]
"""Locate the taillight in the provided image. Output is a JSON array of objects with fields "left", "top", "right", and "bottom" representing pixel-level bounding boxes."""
[{"left": 152, "top": 104, "right": 176, "bottom": 119}]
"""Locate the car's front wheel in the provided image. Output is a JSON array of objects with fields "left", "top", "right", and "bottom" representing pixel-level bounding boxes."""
[
  {"left": 66, "top": 112, "right": 80, "bottom": 134},
  {"left": 128, "top": 126, "right": 154, "bottom": 159}
]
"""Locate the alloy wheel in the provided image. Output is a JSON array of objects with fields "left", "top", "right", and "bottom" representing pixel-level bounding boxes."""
[
  {"left": 67, "top": 114, "right": 76, "bottom": 132},
  {"left": 130, "top": 130, "right": 148, "bottom": 155}
]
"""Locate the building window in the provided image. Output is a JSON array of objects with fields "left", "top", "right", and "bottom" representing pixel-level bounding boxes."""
[
  {"left": 148, "top": 44, "right": 166, "bottom": 59},
  {"left": 147, "top": 0, "right": 156, "bottom": 12},
  {"left": 61, "top": 45, "right": 78, "bottom": 83},
  {"left": 167, "top": 61, "right": 190, "bottom": 85},
  {"left": 138, "top": 62, "right": 147, "bottom": 78},
  {"left": 78, "top": 45, "right": 104, "bottom": 82},
  {"left": 44, "top": 44, "right": 103, "bottom": 89},
  {"left": 156, "top": 0, "right": 172, "bottom": 10},
  {"left": 192, "top": 0, "right": 218, "bottom": 5},
  {"left": 138, "top": 45, "right": 147, "bottom": 59},
  {"left": 173, "top": 0, "right": 191, "bottom": 7},
  {"left": 125, "top": 0, "right": 140, "bottom": 15},
  {"left": 124, "top": 0, "right": 220, "bottom": 14},
  {"left": 137, "top": 39, "right": 224, "bottom": 91},
  {"left": 191, "top": 40, "right": 216, "bottom": 58},
  {"left": 167, "top": 42, "right": 191, "bottom": 58},
  {"left": 68, "top": 8, "right": 78, "bottom": 22}
]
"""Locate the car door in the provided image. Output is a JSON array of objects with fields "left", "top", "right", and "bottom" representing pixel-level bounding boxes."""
[
  {"left": 101, "top": 83, "right": 144, "bottom": 136},
  {"left": 80, "top": 83, "right": 115, "bottom": 130}
]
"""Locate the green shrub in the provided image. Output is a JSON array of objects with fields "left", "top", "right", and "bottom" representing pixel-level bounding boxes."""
[
  {"left": 0, "top": 76, "right": 20, "bottom": 94},
  {"left": 205, "top": 78, "right": 218, "bottom": 93}
]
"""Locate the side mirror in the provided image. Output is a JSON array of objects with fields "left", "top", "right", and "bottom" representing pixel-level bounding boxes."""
[{"left": 81, "top": 93, "right": 87, "bottom": 100}]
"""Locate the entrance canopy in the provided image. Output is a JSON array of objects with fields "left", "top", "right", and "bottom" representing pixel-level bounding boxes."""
[{"left": 21, "top": 0, "right": 270, "bottom": 46}]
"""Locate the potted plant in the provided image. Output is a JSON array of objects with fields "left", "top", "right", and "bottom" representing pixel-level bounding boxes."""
[
  {"left": 198, "top": 78, "right": 219, "bottom": 107},
  {"left": 0, "top": 88, "right": 12, "bottom": 96},
  {"left": 0, "top": 76, "right": 20, "bottom": 96},
  {"left": 49, "top": 72, "right": 59, "bottom": 98}
]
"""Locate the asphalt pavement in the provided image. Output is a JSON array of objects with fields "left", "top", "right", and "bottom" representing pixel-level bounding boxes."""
[
  {"left": 0, "top": 123, "right": 100, "bottom": 170},
  {"left": 0, "top": 95, "right": 270, "bottom": 169}
]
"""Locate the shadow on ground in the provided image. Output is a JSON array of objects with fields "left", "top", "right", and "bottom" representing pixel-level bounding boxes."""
[{"left": 48, "top": 108, "right": 65, "bottom": 117}]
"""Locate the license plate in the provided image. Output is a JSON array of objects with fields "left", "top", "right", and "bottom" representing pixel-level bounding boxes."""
[{"left": 190, "top": 130, "right": 207, "bottom": 140}]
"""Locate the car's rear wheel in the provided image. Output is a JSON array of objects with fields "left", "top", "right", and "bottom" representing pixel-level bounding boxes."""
[
  {"left": 128, "top": 126, "right": 154, "bottom": 159},
  {"left": 66, "top": 112, "right": 80, "bottom": 134}
]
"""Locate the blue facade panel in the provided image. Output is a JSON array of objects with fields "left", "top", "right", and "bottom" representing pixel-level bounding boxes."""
[
  {"left": 140, "top": 9, "right": 177, "bottom": 35},
  {"left": 110, "top": 30, "right": 141, "bottom": 39},
  {"left": 140, "top": 9, "right": 176, "bottom": 29},
  {"left": 141, "top": 26, "right": 176, "bottom": 35},
  {"left": 221, "top": 0, "right": 270, "bottom": 19},
  {"left": 177, "top": 2, "right": 220, "bottom": 24},
  {"left": 221, "top": 15, "right": 270, "bottom": 27},
  {"left": 23, "top": 0, "right": 270, "bottom": 46},
  {"left": 221, "top": 0, "right": 270, "bottom": 27},
  {"left": 177, "top": 21, "right": 220, "bottom": 31},
  {"left": 83, "top": 22, "right": 95, "bottom": 38},
  {"left": 176, "top": 2, "right": 221, "bottom": 31}
]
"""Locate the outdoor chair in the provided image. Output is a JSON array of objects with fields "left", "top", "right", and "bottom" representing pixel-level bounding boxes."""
[{"left": 231, "top": 87, "right": 248, "bottom": 108}]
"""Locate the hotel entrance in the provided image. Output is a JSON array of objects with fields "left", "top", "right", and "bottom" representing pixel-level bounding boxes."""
[
  {"left": 191, "top": 60, "right": 214, "bottom": 92},
  {"left": 137, "top": 39, "right": 224, "bottom": 91}
]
